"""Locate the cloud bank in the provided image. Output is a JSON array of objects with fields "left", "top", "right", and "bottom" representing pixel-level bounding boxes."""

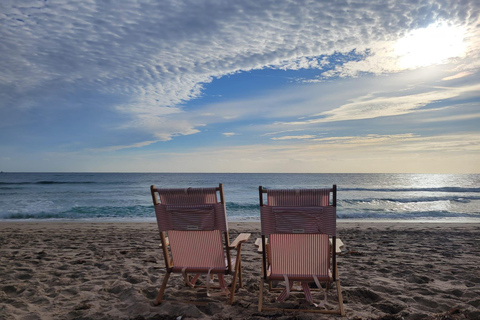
[{"left": 2, "top": 0, "right": 479, "bottom": 142}]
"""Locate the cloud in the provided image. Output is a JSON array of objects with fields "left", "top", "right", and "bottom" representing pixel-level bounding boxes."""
[
  {"left": 322, "top": 22, "right": 478, "bottom": 78},
  {"left": 271, "top": 135, "right": 315, "bottom": 140},
  {"left": 98, "top": 132, "right": 480, "bottom": 173},
  {"left": 312, "top": 133, "right": 418, "bottom": 146},
  {"left": 89, "top": 140, "right": 159, "bottom": 152},
  {"left": 222, "top": 132, "right": 236, "bottom": 137},
  {"left": 442, "top": 71, "right": 474, "bottom": 81},
  {"left": 274, "top": 56, "right": 328, "bottom": 71},
  {"left": 281, "top": 83, "right": 480, "bottom": 125},
  {"left": 262, "top": 129, "right": 304, "bottom": 136},
  {"left": 2, "top": 0, "right": 480, "bottom": 146},
  {"left": 120, "top": 115, "right": 202, "bottom": 141},
  {"left": 419, "top": 112, "right": 480, "bottom": 123}
]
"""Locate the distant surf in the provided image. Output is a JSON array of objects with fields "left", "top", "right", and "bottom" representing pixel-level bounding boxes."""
[{"left": 1, "top": 172, "right": 479, "bottom": 221}]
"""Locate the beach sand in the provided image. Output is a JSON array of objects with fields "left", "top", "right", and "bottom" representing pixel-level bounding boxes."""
[{"left": 0, "top": 221, "right": 479, "bottom": 320}]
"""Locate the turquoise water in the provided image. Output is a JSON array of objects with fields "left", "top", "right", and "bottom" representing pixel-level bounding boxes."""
[{"left": 0, "top": 173, "right": 479, "bottom": 221}]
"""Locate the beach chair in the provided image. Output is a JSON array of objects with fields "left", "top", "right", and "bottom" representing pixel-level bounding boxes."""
[
  {"left": 257, "top": 185, "right": 345, "bottom": 315},
  {"left": 150, "top": 184, "right": 250, "bottom": 305}
]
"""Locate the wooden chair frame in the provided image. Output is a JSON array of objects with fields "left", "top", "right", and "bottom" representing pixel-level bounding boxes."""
[
  {"left": 151, "top": 183, "right": 250, "bottom": 305},
  {"left": 257, "top": 185, "right": 345, "bottom": 315}
]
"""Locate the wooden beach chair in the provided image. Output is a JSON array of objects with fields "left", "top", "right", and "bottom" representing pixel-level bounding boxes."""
[
  {"left": 257, "top": 185, "right": 345, "bottom": 315},
  {"left": 150, "top": 184, "right": 250, "bottom": 305}
]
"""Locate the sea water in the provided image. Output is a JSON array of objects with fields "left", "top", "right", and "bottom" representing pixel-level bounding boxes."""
[{"left": 0, "top": 172, "right": 479, "bottom": 222}]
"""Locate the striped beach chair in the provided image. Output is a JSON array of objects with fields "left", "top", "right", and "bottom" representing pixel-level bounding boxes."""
[
  {"left": 258, "top": 185, "right": 345, "bottom": 315},
  {"left": 150, "top": 184, "right": 250, "bottom": 305}
]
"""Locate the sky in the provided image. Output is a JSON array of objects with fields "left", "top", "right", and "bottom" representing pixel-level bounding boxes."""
[{"left": 1, "top": 0, "right": 480, "bottom": 173}]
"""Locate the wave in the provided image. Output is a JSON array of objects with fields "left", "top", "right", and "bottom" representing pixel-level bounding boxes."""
[
  {"left": 0, "top": 205, "right": 154, "bottom": 220},
  {"left": 0, "top": 181, "right": 98, "bottom": 185},
  {"left": 2, "top": 201, "right": 478, "bottom": 220},
  {"left": 340, "top": 195, "right": 480, "bottom": 205},
  {"left": 341, "top": 187, "right": 480, "bottom": 193},
  {"left": 1, "top": 203, "right": 260, "bottom": 219},
  {"left": 338, "top": 211, "right": 480, "bottom": 220},
  {"left": 225, "top": 202, "right": 259, "bottom": 211}
]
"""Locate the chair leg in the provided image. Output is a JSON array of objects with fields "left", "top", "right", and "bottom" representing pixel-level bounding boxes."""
[
  {"left": 336, "top": 279, "right": 345, "bottom": 316},
  {"left": 228, "top": 244, "right": 244, "bottom": 304},
  {"left": 155, "top": 272, "right": 171, "bottom": 305},
  {"left": 258, "top": 278, "right": 264, "bottom": 312},
  {"left": 238, "top": 260, "right": 243, "bottom": 288},
  {"left": 228, "top": 270, "right": 238, "bottom": 305},
  {"left": 230, "top": 256, "right": 244, "bottom": 304}
]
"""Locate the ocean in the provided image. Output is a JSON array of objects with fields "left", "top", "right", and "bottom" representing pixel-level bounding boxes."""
[{"left": 1, "top": 172, "right": 479, "bottom": 222}]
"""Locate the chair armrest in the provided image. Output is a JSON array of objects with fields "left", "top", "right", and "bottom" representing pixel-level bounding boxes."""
[
  {"left": 255, "top": 237, "right": 268, "bottom": 253},
  {"left": 330, "top": 238, "right": 344, "bottom": 254},
  {"left": 159, "top": 236, "right": 169, "bottom": 248},
  {"left": 230, "top": 233, "right": 251, "bottom": 248},
  {"left": 256, "top": 237, "right": 343, "bottom": 253}
]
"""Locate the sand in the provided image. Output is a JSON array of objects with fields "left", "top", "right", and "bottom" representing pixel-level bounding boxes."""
[{"left": 0, "top": 221, "right": 479, "bottom": 320}]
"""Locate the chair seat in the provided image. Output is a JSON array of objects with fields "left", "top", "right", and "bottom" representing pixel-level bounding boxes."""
[
  {"left": 269, "top": 233, "right": 330, "bottom": 277},
  {"left": 267, "top": 270, "right": 332, "bottom": 282}
]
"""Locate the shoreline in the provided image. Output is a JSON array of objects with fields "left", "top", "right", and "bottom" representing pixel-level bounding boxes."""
[
  {"left": 2, "top": 218, "right": 480, "bottom": 224},
  {"left": 1, "top": 221, "right": 479, "bottom": 319}
]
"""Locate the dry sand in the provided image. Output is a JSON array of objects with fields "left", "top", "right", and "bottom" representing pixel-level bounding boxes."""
[{"left": 0, "top": 221, "right": 479, "bottom": 320}]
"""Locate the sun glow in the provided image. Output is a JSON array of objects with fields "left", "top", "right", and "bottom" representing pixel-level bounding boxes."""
[{"left": 395, "top": 23, "right": 467, "bottom": 69}]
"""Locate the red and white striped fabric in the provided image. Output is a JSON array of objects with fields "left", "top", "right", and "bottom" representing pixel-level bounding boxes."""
[
  {"left": 169, "top": 230, "right": 227, "bottom": 273},
  {"left": 267, "top": 188, "right": 330, "bottom": 206},
  {"left": 260, "top": 188, "right": 335, "bottom": 236},
  {"left": 155, "top": 203, "right": 227, "bottom": 232},
  {"left": 269, "top": 233, "right": 331, "bottom": 281},
  {"left": 153, "top": 186, "right": 227, "bottom": 232},
  {"left": 156, "top": 188, "right": 219, "bottom": 205},
  {"left": 260, "top": 187, "right": 336, "bottom": 306},
  {"left": 260, "top": 206, "right": 336, "bottom": 236}
]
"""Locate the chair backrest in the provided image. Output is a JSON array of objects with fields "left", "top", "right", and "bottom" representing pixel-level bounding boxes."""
[
  {"left": 152, "top": 187, "right": 227, "bottom": 232},
  {"left": 259, "top": 187, "right": 336, "bottom": 237},
  {"left": 151, "top": 184, "right": 231, "bottom": 273},
  {"left": 259, "top": 185, "right": 337, "bottom": 280}
]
